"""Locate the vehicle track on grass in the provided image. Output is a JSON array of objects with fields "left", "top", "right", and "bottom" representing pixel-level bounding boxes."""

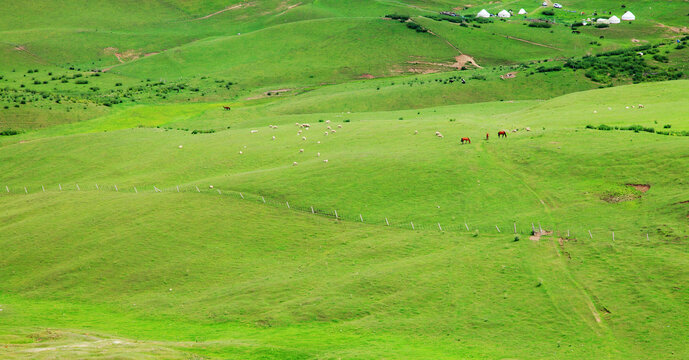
[{"left": 479, "top": 140, "right": 614, "bottom": 346}]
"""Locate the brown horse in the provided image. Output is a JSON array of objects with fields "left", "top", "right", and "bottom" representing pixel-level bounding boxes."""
[
  {"left": 498, "top": 131, "right": 507, "bottom": 138},
  {"left": 461, "top": 137, "right": 471, "bottom": 144},
  {"left": 223, "top": 106, "right": 231, "bottom": 110}
]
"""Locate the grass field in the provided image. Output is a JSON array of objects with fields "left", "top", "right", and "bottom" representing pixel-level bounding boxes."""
[{"left": 1, "top": 1, "right": 688, "bottom": 358}]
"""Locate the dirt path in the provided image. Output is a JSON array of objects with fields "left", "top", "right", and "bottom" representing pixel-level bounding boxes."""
[
  {"left": 191, "top": 2, "right": 253, "bottom": 21},
  {"left": 504, "top": 35, "right": 562, "bottom": 50},
  {"left": 4, "top": 43, "right": 50, "bottom": 65}
]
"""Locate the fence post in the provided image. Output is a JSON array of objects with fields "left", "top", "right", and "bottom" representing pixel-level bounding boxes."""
[
  {"left": 567, "top": 229, "right": 570, "bottom": 238},
  {"left": 76, "top": 184, "right": 80, "bottom": 191},
  {"left": 496, "top": 225, "right": 501, "bottom": 233},
  {"left": 359, "top": 214, "right": 363, "bottom": 222},
  {"left": 311, "top": 206, "right": 315, "bottom": 214},
  {"left": 538, "top": 223, "right": 543, "bottom": 233},
  {"left": 286, "top": 201, "right": 290, "bottom": 209},
  {"left": 464, "top": 223, "right": 469, "bottom": 231},
  {"left": 5, "top": 185, "right": 8, "bottom": 193},
  {"left": 588, "top": 230, "right": 592, "bottom": 239},
  {"left": 513, "top": 222, "right": 517, "bottom": 234},
  {"left": 115, "top": 184, "right": 118, "bottom": 192},
  {"left": 612, "top": 231, "right": 615, "bottom": 242},
  {"left": 385, "top": 217, "right": 390, "bottom": 226},
  {"left": 134, "top": 186, "right": 138, "bottom": 194},
  {"left": 411, "top": 221, "right": 415, "bottom": 230},
  {"left": 532, "top": 223, "right": 535, "bottom": 232},
  {"left": 42, "top": 185, "right": 45, "bottom": 192},
  {"left": 59, "top": 184, "right": 62, "bottom": 191},
  {"left": 196, "top": 186, "right": 200, "bottom": 193},
  {"left": 334, "top": 210, "right": 338, "bottom": 219},
  {"left": 240, "top": 193, "right": 244, "bottom": 199},
  {"left": 438, "top": 223, "right": 443, "bottom": 231},
  {"left": 24, "top": 187, "right": 28, "bottom": 194},
  {"left": 646, "top": 233, "right": 649, "bottom": 241}
]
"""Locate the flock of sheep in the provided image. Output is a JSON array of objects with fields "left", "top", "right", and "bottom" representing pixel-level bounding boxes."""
[{"left": 593, "top": 104, "right": 644, "bottom": 114}]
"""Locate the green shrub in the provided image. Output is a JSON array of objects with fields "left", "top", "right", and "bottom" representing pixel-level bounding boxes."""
[
  {"left": 542, "top": 10, "right": 555, "bottom": 16},
  {"left": 652, "top": 54, "right": 669, "bottom": 63},
  {"left": 529, "top": 22, "right": 552, "bottom": 28},
  {"left": 0, "top": 129, "right": 21, "bottom": 136},
  {"left": 74, "top": 79, "right": 88, "bottom": 84}
]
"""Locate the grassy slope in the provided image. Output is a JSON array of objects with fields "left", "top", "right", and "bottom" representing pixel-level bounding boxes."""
[{"left": 1, "top": 81, "right": 688, "bottom": 358}]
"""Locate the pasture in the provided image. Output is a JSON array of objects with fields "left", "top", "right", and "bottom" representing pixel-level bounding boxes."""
[{"left": 1, "top": 0, "right": 688, "bottom": 358}]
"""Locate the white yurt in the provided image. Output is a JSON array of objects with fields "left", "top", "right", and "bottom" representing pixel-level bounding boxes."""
[
  {"left": 608, "top": 15, "right": 621, "bottom": 24},
  {"left": 497, "top": 10, "right": 511, "bottom": 18},
  {"left": 596, "top": 18, "right": 610, "bottom": 24},
  {"left": 518, "top": 8, "right": 527, "bottom": 15},
  {"left": 621, "top": 11, "right": 635, "bottom": 21},
  {"left": 477, "top": 9, "right": 491, "bottom": 18}
]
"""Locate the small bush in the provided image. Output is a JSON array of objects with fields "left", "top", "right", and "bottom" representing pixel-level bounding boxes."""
[
  {"left": 595, "top": 23, "right": 609, "bottom": 28},
  {"left": 664, "top": 124, "right": 672, "bottom": 129},
  {"left": 0, "top": 129, "right": 21, "bottom": 136},
  {"left": 74, "top": 79, "right": 88, "bottom": 84},
  {"left": 529, "top": 22, "right": 552, "bottom": 28},
  {"left": 542, "top": 9, "right": 555, "bottom": 16},
  {"left": 652, "top": 54, "right": 669, "bottom": 63}
]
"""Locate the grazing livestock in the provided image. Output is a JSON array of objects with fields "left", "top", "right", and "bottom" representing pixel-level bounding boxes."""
[
  {"left": 498, "top": 131, "right": 507, "bottom": 138},
  {"left": 293, "top": 162, "right": 298, "bottom": 166},
  {"left": 272, "top": 136, "right": 276, "bottom": 140},
  {"left": 317, "top": 152, "right": 321, "bottom": 157},
  {"left": 299, "top": 149, "right": 304, "bottom": 153},
  {"left": 178, "top": 145, "right": 183, "bottom": 149},
  {"left": 302, "top": 136, "right": 307, "bottom": 140},
  {"left": 435, "top": 131, "right": 444, "bottom": 138},
  {"left": 331, "top": 130, "right": 336, "bottom": 133},
  {"left": 461, "top": 137, "right": 471, "bottom": 144},
  {"left": 638, "top": 104, "right": 644, "bottom": 108},
  {"left": 209, "top": 185, "right": 214, "bottom": 189},
  {"left": 486, "top": 133, "right": 489, "bottom": 140},
  {"left": 296, "top": 123, "right": 300, "bottom": 126},
  {"left": 525, "top": 127, "right": 531, "bottom": 131},
  {"left": 223, "top": 106, "right": 231, "bottom": 110},
  {"left": 301, "top": 124, "right": 310, "bottom": 128},
  {"left": 326, "top": 120, "right": 330, "bottom": 123},
  {"left": 324, "top": 159, "right": 328, "bottom": 163},
  {"left": 239, "top": 151, "right": 243, "bottom": 154},
  {"left": 324, "top": 132, "right": 329, "bottom": 136},
  {"left": 414, "top": 130, "right": 419, "bottom": 135},
  {"left": 250, "top": 130, "right": 258, "bottom": 133}
]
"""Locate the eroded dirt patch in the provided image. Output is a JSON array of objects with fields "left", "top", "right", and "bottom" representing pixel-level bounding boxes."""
[
  {"left": 500, "top": 71, "right": 518, "bottom": 79},
  {"left": 407, "top": 55, "right": 481, "bottom": 72},
  {"left": 626, "top": 184, "right": 650, "bottom": 193},
  {"left": 529, "top": 230, "right": 553, "bottom": 241},
  {"left": 360, "top": 73, "right": 375, "bottom": 79}
]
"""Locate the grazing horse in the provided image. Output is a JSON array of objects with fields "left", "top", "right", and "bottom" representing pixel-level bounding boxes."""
[
  {"left": 498, "top": 130, "right": 507, "bottom": 138},
  {"left": 223, "top": 106, "right": 231, "bottom": 110},
  {"left": 461, "top": 137, "right": 471, "bottom": 144}
]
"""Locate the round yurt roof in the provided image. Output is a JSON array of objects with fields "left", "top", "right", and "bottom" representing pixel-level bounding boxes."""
[
  {"left": 621, "top": 11, "right": 635, "bottom": 21},
  {"left": 609, "top": 15, "right": 621, "bottom": 24},
  {"left": 518, "top": 8, "right": 527, "bottom": 15},
  {"left": 497, "top": 10, "right": 511, "bottom": 18},
  {"left": 477, "top": 9, "right": 491, "bottom": 18}
]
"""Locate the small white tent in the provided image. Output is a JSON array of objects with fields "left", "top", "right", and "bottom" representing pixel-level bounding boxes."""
[
  {"left": 497, "top": 10, "right": 511, "bottom": 18},
  {"left": 608, "top": 15, "right": 621, "bottom": 24},
  {"left": 596, "top": 18, "right": 610, "bottom": 24},
  {"left": 621, "top": 11, "right": 635, "bottom": 21},
  {"left": 477, "top": 9, "right": 491, "bottom": 18},
  {"left": 518, "top": 8, "right": 527, "bottom": 15}
]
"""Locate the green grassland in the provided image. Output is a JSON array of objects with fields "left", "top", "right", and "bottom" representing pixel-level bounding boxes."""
[{"left": 1, "top": 0, "right": 689, "bottom": 358}]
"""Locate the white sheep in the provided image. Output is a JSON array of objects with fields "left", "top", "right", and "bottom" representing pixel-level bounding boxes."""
[
  {"left": 414, "top": 130, "right": 418, "bottom": 135},
  {"left": 337, "top": 125, "right": 342, "bottom": 128},
  {"left": 326, "top": 120, "right": 330, "bottom": 124},
  {"left": 302, "top": 136, "right": 307, "bottom": 140},
  {"left": 293, "top": 162, "right": 298, "bottom": 166},
  {"left": 317, "top": 152, "right": 321, "bottom": 157},
  {"left": 272, "top": 136, "right": 276, "bottom": 140},
  {"left": 331, "top": 130, "right": 336, "bottom": 133},
  {"left": 239, "top": 151, "right": 243, "bottom": 154},
  {"left": 317, "top": 141, "right": 321, "bottom": 144},
  {"left": 251, "top": 130, "right": 258, "bottom": 133},
  {"left": 327, "top": 126, "right": 332, "bottom": 130},
  {"left": 638, "top": 104, "right": 644, "bottom": 108},
  {"left": 298, "top": 130, "right": 302, "bottom": 134},
  {"left": 324, "top": 132, "right": 329, "bottom": 136},
  {"left": 296, "top": 123, "right": 300, "bottom": 126},
  {"left": 525, "top": 127, "right": 531, "bottom": 131},
  {"left": 209, "top": 185, "right": 214, "bottom": 189},
  {"left": 323, "top": 159, "right": 328, "bottom": 163},
  {"left": 301, "top": 124, "right": 310, "bottom": 128},
  {"left": 178, "top": 145, "right": 183, "bottom": 148},
  {"left": 299, "top": 149, "right": 304, "bottom": 153}
]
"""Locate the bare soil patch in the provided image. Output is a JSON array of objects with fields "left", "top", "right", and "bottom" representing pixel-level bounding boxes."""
[
  {"left": 500, "top": 71, "right": 518, "bottom": 79},
  {"left": 360, "top": 73, "right": 375, "bottom": 79},
  {"left": 192, "top": 2, "right": 254, "bottom": 21},
  {"left": 407, "top": 55, "right": 481, "bottom": 72},
  {"left": 656, "top": 23, "right": 689, "bottom": 34},
  {"left": 626, "top": 184, "right": 650, "bottom": 193},
  {"left": 529, "top": 230, "right": 553, "bottom": 241}
]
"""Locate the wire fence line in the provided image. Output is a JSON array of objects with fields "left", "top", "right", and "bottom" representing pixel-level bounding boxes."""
[{"left": 1, "top": 183, "right": 659, "bottom": 241}]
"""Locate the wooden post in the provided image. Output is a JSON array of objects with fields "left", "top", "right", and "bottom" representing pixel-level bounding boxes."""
[
  {"left": 134, "top": 186, "right": 138, "bottom": 194},
  {"left": 240, "top": 193, "right": 244, "bottom": 199},
  {"left": 496, "top": 225, "right": 501, "bottom": 233},
  {"left": 311, "top": 206, "right": 315, "bottom": 214},
  {"left": 286, "top": 201, "right": 290, "bottom": 209},
  {"left": 567, "top": 229, "right": 570, "bottom": 238},
  {"left": 24, "top": 187, "right": 28, "bottom": 194},
  {"left": 334, "top": 210, "right": 338, "bottom": 219},
  {"left": 532, "top": 223, "right": 535, "bottom": 232},
  {"left": 5, "top": 185, "right": 8, "bottom": 193},
  {"left": 76, "top": 184, "right": 80, "bottom": 191},
  {"left": 646, "top": 233, "right": 649, "bottom": 241},
  {"left": 411, "top": 222, "right": 415, "bottom": 230},
  {"left": 385, "top": 217, "right": 389, "bottom": 226},
  {"left": 42, "top": 185, "right": 45, "bottom": 192},
  {"left": 195, "top": 186, "right": 200, "bottom": 192},
  {"left": 513, "top": 222, "right": 517, "bottom": 234},
  {"left": 465, "top": 223, "right": 469, "bottom": 231},
  {"left": 359, "top": 214, "right": 363, "bottom": 222},
  {"left": 588, "top": 230, "right": 592, "bottom": 239},
  {"left": 538, "top": 223, "right": 543, "bottom": 233},
  {"left": 438, "top": 223, "right": 443, "bottom": 231},
  {"left": 612, "top": 231, "right": 615, "bottom": 242}
]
